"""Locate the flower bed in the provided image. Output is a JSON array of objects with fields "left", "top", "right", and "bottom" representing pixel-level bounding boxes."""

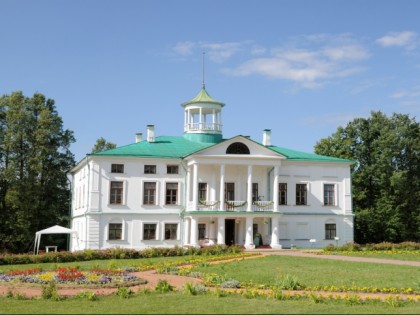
[{"left": 0, "top": 267, "right": 141, "bottom": 287}]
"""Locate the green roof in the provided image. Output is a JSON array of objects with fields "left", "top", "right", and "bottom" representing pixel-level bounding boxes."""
[
  {"left": 91, "top": 135, "right": 353, "bottom": 163},
  {"left": 268, "top": 145, "right": 353, "bottom": 163},
  {"left": 181, "top": 86, "right": 225, "bottom": 107},
  {"left": 91, "top": 136, "right": 215, "bottom": 158}
]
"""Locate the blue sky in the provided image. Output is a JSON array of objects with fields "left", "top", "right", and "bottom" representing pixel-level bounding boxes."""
[{"left": 1, "top": 0, "right": 419, "bottom": 162}]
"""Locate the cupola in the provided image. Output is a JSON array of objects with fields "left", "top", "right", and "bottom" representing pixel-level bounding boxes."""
[{"left": 181, "top": 84, "right": 225, "bottom": 143}]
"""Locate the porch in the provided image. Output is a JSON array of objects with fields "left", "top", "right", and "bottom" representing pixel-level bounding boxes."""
[{"left": 183, "top": 214, "right": 282, "bottom": 250}]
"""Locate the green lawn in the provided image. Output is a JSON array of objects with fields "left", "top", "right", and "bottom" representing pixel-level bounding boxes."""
[
  {"left": 0, "top": 252, "right": 419, "bottom": 314},
  {"left": 325, "top": 251, "right": 420, "bottom": 261},
  {"left": 194, "top": 255, "right": 420, "bottom": 289},
  {"left": 1, "top": 291, "right": 419, "bottom": 314}
]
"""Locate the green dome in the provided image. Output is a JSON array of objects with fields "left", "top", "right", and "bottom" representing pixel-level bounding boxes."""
[{"left": 181, "top": 86, "right": 225, "bottom": 107}]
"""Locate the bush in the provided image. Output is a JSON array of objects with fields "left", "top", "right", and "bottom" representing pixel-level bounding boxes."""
[
  {"left": 0, "top": 245, "right": 245, "bottom": 266},
  {"left": 155, "top": 279, "right": 174, "bottom": 293}
]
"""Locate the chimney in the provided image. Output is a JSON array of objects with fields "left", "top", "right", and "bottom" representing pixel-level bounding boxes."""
[
  {"left": 262, "top": 129, "right": 271, "bottom": 146},
  {"left": 135, "top": 132, "right": 143, "bottom": 143},
  {"left": 147, "top": 125, "right": 155, "bottom": 142}
]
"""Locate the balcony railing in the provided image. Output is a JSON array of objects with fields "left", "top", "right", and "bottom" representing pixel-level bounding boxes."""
[
  {"left": 224, "top": 200, "right": 247, "bottom": 212},
  {"left": 252, "top": 201, "right": 274, "bottom": 212},
  {"left": 184, "top": 122, "right": 222, "bottom": 132},
  {"left": 188, "top": 200, "right": 274, "bottom": 212}
]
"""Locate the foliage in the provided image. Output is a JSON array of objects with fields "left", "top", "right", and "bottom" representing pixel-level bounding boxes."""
[
  {"left": 155, "top": 279, "right": 174, "bottom": 293},
  {"left": 0, "top": 245, "right": 244, "bottom": 266},
  {"left": 314, "top": 111, "right": 420, "bottom": 243},
  {"left": 91, "top": 137, "right": 116, "bottom": 153},
  {"left": 0, "top": 91, "right": 75, "bottom": 253}
]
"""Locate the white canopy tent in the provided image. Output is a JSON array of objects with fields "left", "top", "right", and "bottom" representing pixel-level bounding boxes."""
[{"left": 34, "top": 225, "right": 79, "bottom": 255}]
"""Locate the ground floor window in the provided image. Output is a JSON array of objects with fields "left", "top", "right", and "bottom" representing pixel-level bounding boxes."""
[
  {"left": 143, "top": 223, "right": 157, "bottom": 240},
  {"left": 108, "top": 223, "right": 122, "bottom": 240},
  {"left": 325, "top": 223, "right": 336, "bottom": 240},
  {"left": 164, "top": 223, "right": 178, "bottom": 240}
]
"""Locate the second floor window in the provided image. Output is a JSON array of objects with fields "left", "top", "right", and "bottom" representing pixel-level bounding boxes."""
[
  {"left": 296, "top": 184, "right": 307, "bottom": 205},
  {"left": 166, "top": 182, "right": 178, "bottom": 205},
  {"left": 252, "top": 183, "right": 259, "bottom": 202},
  {"left": 110, "top": 181, "right": 123, "bottom": 204},
  {"left": 167, "top": 165, "right": 179, "bottom": 174},
  {"left": 324, "top": 184, "right": 335, "bottom": 206},
  {"left": 111, "top": 164, "right": 124, "bottom": 173},
  {"left": 198, "top": 183, "right": 207, "bottom": 200},
  {"left": 143, "top": 182, "right": 156, "bottom": 205},
  {"left": 279, "top": 183, "right": 287, "bottom": 205},
  {"left": 144, "top": 165, "right": 156, "bottom": 174}
]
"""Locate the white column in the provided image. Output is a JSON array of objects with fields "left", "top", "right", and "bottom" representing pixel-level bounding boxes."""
[
  {"left": 247, "top": 165, "right": 253, "bottom": 212},
  {"left": 199, "top": 108, "right": 202, "bottom": 128},
  {"left": 244, "top": 216, "right": 254, "bottom": 249},
  {"left": 273, "top": 165, "right": 279, "bottom": 212},
  {"left": 237, "top": 219, "right": 244, "bottom": 245},
  {"left": 190, "top": 217, "right": 199, "bottom": 247},
  {"left": 184, "top": 217, "right": 190, "bottom": 245},
  {"left": 192, "top": 163, "right": 198, "bottom": 210},
  {"left": 220, "top": 164, "right": 225, "bottom": 211},
  {"left": 217, "top": 216, "right": 225, "bottom": 245},
  {"left": 270, "top": 217, "right": 282, "bottom": 249},
  {"left": 186, "top": 166, "right": 191, "bottom": 211}
]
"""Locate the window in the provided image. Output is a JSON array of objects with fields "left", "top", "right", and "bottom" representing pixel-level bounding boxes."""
[
  {"left": 279, "top": 183, "right": 287, "bottom": 205},
  {"left": 110, "top": 181, "right": 123, "bottom": 204},
  {"left": 252, "top": 183, "right": 259, "bottom": 202},
  {"left": 226, "top": 142, "right": 250, "bottom": 154},
  {"left": 108, "top": 223, "right": 122, "bottom": 240},
  {"left": 143, "top": 223, "right": 157, "bottom": 240},
  {"left": 144, "top": 165, "right": 156, "bottom": 174},
  {"left": 143, "top": 182, "right": 156, "bottom": 205},
  {"left": 198, "top": 183, "right": 207, "bottom": 200},
  {"left": 167, "top": 165, "right": 179, "bottom": 174},
  {"left": 164, "top": 223, "right": 178, "bottom": 240},
  {"left": 165, "top": 182, "right": 178, "bottom": 205},
  {"left": 225, "top": 183, "right": 235, "bottom": 201},
  {"left": 296, "top": 184, "right": 307, "bottom": 205},
  {"left": 198, "top": 223, "right": 206, "bottom": 239},
  {"left": 111, "top": 164, "right": 124, "bottom": 173},
  {"left": 325, "top": 223, "right": 336, "bottom": 240},
  {"left": 324, "top": 184, "right": 335, "bottom": 206}
]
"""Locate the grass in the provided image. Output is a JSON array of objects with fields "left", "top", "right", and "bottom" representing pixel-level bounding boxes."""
[
  {"left": 1, "top": 291, "right": 419, "bottom": 314},
  {"left": 0, "top": 251, "right": 419, "bottom": 314},
  {"left": 194, "top": 255, "right": 420, "bottom": 289}
]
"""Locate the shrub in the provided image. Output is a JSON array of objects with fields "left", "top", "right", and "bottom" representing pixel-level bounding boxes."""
[
  {"left": 220, "top": 279, "right": 241, "bottom": 289},
  {"left": 183, "top": 282, "right": 208, "bottom": 295},
  {"left": 116, "top": 287, "right": 133, "bottom": 299},
  {"left": 155, "top": 279, "right": 174, "bottom": 293}
]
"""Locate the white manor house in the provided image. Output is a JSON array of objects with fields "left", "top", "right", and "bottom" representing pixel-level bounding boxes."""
[{"left": 69, "top": 85, "right": 354, "bottom": 251}]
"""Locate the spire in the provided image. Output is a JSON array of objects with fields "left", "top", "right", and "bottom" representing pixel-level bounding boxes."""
[{"left": 202, "top": 51, "right": 206, "bottom": 89}]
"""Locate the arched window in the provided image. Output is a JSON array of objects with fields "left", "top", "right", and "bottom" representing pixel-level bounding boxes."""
[{"left": 226, "top": 142, "right": 250, "bottom": 154}]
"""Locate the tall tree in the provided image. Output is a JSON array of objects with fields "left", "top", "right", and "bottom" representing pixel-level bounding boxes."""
[
  {"left": 91, "top": 137, "right": 116, "bottom": 153},
  {"left": 0, "top": 91, "right": 75, "bottom": 253},
  {"left": 314, "top": 111, "right": 420, "bottom": 244}
]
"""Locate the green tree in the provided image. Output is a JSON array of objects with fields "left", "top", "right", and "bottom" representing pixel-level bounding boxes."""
[
  {"left": 0, "top": 91, "right": 75, "bottom": 253},
  {"left": 314, "top": 111, "right": 420, "bottom": 244},
  {"left": 91, "top": 137, "right": 116, "bottom": 153}
]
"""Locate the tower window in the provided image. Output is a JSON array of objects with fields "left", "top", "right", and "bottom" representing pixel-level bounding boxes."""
[{"left": 226, "top": 142, "right": 250, "bottom": 154}]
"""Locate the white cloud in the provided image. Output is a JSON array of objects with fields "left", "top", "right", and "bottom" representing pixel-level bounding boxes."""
[
  {"left": 391, "top": 85, "right": 420, "bottom": 98},
  {"left": 376, "top": 31, "right": 417, "bottom": 48},
  {"left": 173, "top": 41, "right": 195, "bottom": 56},
  {"left": 225, "top": 42, "right": 369, "bottom": 88},
  {"left": 200, "top": 42, "right": 243, "bottom": 63}
]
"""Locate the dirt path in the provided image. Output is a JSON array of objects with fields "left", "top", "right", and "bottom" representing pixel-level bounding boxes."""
[{"left": 0, "top": 250, "right": 419, "bottom": 301}]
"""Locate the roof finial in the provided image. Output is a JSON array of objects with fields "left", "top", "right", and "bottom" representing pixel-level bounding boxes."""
[{"left": 202, "top": 51, "right": 206, "bottom": 89}]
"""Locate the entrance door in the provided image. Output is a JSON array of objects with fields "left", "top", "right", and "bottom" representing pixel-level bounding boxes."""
[{"left": 225, "top": 219, "right": 235, "bottom": 246}]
